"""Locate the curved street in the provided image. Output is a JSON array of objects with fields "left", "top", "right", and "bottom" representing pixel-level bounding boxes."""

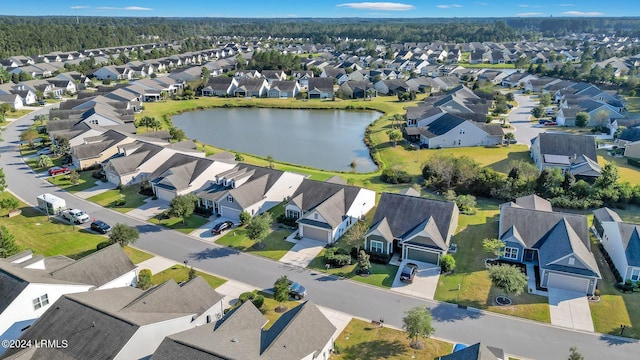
[
  {"left": 1, "top": 108, "right": 639, "bottom": 360},
  {"left": 508, "top": 91, "right": 545, "bottom": 147}
]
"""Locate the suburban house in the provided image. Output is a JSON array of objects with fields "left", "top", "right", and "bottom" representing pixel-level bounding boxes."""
[
  {"left": 374, "top": 79, "right": 410, "bottom": 95},
  {"left": 498, "top": 195, "right": 601, "bottom": 295},
  {"left": 416, "top": 112, "right": 504, "bottom": 148},
  {"left": 593, "top": 207, "right": 640, "bottom": 282},
  {"left": 92, "top": 65, "right": 133, "bottom": 81},
  {"left": 0, "top": 244, "right": 137, "bottom": 350},
  {"left": 307, "top": 77, "right": 334, "bottom": 99},
  {"left": 197, "top": 164, "right": 306, "bottom": 222},
  {"left": 364, "top": 193, "right": 459, "bottom": 265},
  {"left": 284, "top": 179, "right": 376, "bottom": 243},
  {"left": 339, "top": 80, "right": 376, "bottom": 99},
  {"left": 0, "top": 93, "right": 24, "bottom": 110},
  {"left": 70, "top": 129, "right": 135, "bottom": 169},
  {"left": 149, "top": 152, "right": 237, "bottom": 202},
  {"left": 556, "top": 98, "right": 624, "bottom": 127},
  {"left": 437, "top": 343, "right": 505, "bottom": 360},
  {"left": 1, "top": 277, "right": 224, "bottom": 360},
  {"left": 151, "top": 300, "right": 336, "bottom": 360},
  {"left": 234, "top": 78, "right": 269, "bottom": 97},
  {"left": 267, "top": 80, "right": 301, "bottom": 98},
  {"left": 616, "top": 126, "right": 640, "bottom": 160},
  {"left": 530, "top": 133, "right": 601, "bottom": 180}
]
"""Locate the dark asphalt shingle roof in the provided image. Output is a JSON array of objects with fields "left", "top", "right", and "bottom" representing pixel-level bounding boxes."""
[
  {"left": 419, "top": 113, "right": 466, "bottom": 138},
  {"left": 618, "top": 127, "right": 640, "bottom": 142},
  {"left": 619, "top": 223, "right": 640, "bottom": 267},
  {"left": 537, "top": 133, "right": 597, "bottom": 163},
  {"left": 438, "top": 342, "right": 505, "bottom": 360}
]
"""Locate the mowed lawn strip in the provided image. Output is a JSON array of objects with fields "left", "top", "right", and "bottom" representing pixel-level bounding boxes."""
[
  {"left": 215, "top": 228, "right": 294, "bottom": 261},
  {"left": 149, "top": 214, "right": 210, "bottom": 234},
  {"left": 307, "top": 249, "right": 398, "bottom": 289},
  {"left": 333, "top": 318, "right": 452, "bottom": 360},
  {"left": 123, "top": 246, "right": 154, "bottom": 264},
  {"left": 87, "top": 185, "right": 148, "bottom": 213},
  {"left": 151, "top": 264, "right": 227, "bottom": 289}
]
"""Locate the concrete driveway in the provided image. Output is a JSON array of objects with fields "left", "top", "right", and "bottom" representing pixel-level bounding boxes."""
[
  {"left": 279, "top": 237, "right": 326, "bottom": 268},
  {"left": 75, "top": 181, "right": 116, "bottom": 199},
  {"left": 126, "top": 198, "right": 169, "bottom": 220},
  {"left": 190, "top": 217, "right": 237, "bottom": 241},
  {"left": 548, "top": 288, "right": 594, "bottom": 332},
  {"left": 391, "top": 260, "right": 440, "bottom": 300}
]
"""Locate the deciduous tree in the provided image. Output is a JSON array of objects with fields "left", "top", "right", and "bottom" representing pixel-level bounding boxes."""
[
  {"left": 0, "top": 225, "right": 19, "bottom": 258},
  {"left": 575, "top": 111, "right": 589, "bottom": 128},
  {"left": 488, "top": 264, "right": 528, "bottom": 302},
  {"left": 168, "top": 194, "right": 198, "bottom": 224},
  {"left": 109, "top": 223, "right": 140, "bottom": 247},
  {"left": 246, "top": 212, "right": 273, "bottom": 248},
  {"left": 402, "top": 307, "right": 435, "bottom": 349},
  {"left": 274, "top": 275, "right": 290, "bottom": 312}
]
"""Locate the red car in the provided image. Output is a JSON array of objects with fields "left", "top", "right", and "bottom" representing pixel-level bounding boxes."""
[{"left": 48, "top": 166, "right": 70, "bottom": 176}]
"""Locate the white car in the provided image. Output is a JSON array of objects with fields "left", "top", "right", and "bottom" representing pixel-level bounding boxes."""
[{"left": 62, "top": 209, "right": 90, "bottom": 224}]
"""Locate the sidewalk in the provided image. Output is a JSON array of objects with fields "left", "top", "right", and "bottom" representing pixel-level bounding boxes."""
[{"left": 136, "top": 256, "right": 179, "bottom": 275}]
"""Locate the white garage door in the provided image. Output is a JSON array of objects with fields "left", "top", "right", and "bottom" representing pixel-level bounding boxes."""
[
  {"left": 155, "top": 187, "right": 176, "bottom": 202},
  {"left": 547, "top": 273, "right": 590, "bottom": 294},
  {"left": 220, "top": 206, "right": 241, "bottom": 222},
  {"left": 302, "top": 225, "right": 330, "bottom": 243}
]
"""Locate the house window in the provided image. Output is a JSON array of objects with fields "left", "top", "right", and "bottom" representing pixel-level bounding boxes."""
[
  {"left": 632, "top": 269, "right": 640, "bottom": 282},
  {"left": 504, "top": 247, "right": 518, "bottom": 260},
  {"left": 314, "top": 213, "right": 318, "bottom": 220},
  {"left": 370, "top": 240, "right": 384, "bottom": 253},
  {"left": 227, "top": 195, "right": 233, "bottom": 203},
  {"left": 32, "top": 294, "right": 49, "bottom": 310},
  {"left": 286, "top": 210, "right": 300, "bottom": 219}
]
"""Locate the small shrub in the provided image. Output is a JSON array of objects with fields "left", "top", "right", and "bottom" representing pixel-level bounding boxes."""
[
  {"left": 276, "top": 214, "right": 298, "bottom": 227},
  {"left": 137, "top": 269, "right": 152, "bottom": 290},
  {"left": 380, "top": 168, "right": 411, "bottom": 184},
  {"left": 113, "top": 197, "right": 126, "bottom": 207},
  {"left": 440, "top": 254, "right": 456, "bottom": 273},
  {"left": 325, "top": 247, "right": 352, "bottom": 267},
  {"left": 238, "top": 291, "right": 256, "bottom": 304},
  {"left": 594, "top": 289, "right": 600, "bottom": 297},
  {"left": 368, "top": 251, "right": 391, "bottom": 264},
  {"left": 96, "top": 241, "right": 112, "bottom": 250},
  {"left": 251, "top": 294, "right": 265, "bottom": 309},
  {"left": 239, "top": 211, "right": 251, "bottom": 226}
]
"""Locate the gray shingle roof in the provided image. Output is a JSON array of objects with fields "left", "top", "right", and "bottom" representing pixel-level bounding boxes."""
[
  {"left": 619, "top": 223, "right": 640, "bottom": 267},
  {"left": 72, "top": 129, "right": 128, "bottom": 160},
  {"left": 438, "top": 342, "right": 505, "bottom": 360},
  {"left": 369, "top": 193, "right": 457, "bottom": 247},
  {"left": 150, "top": 153, "right": 216, "bottom": 191},
  {"left": 618, "top": 127, "right": 640, "bottom": 142},
  {"left": 288, "top": 179, "right": 361, "bottom": 221},
  {"left": 537, "top": 133, "right": 597, "bottom": 163},
  {"left": 152, "top": 300, "right": 335, "bottom": 360},
  {"left": 514, "top": 194, "right": 552, "bottom": 212},
  {"left": 418, "top": 113, "right": 466, "bottom": 138}
]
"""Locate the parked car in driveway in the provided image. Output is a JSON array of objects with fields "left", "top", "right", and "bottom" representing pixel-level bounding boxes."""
[
  {"left": 399, "top": 263, "right": 418, "bottom": 283},
  {"left": 48, "top": 166, "right": 70, "bottom": 176},
  {"left": 287, "top": 280, "right": 307, "bottom": 300},
  {"left": 90, "top": 220, "right": 112, "bottom": 234},
  {"left": 211, "top": 220, "right": 234, "bottom": 235},
  {"left": 543, "top": 121, "right": 557, "bottom": 126}
]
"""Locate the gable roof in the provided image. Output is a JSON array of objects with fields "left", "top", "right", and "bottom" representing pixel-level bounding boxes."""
[
  {"left": 618, "top": 223, "right": 640, "bottom": 267},
  {"left": 150, "top": 153, "right": 216, "bottom": 191},
  {"left": 307, "top": 78, "right": 334, "bottom": 93},
  {"left": 514, "top": 194, "right": 552, "bottom": 212},
  {"left": 151, "top": 301, "right": 335, "bottom": 360},
  {"left": 438, "top": 342, "right": 505, "bottom": 360},
  {"left": 369, "top": 193, "right": 457, "bottom": 246},
  {"left": 536, "top": 132, "right": 597, "bottom": 163},
  {"left": 289, "top": 179, "right": 364, "bottom": 228},
  {"left": 72, "top": 129, "right": 129, "bottom": 160},
  {"left": 618, "top": 127, "right": 640, "bottom": 142},
  {"left": 533, "top": 218, "right": 601, "bottom": 277},
  {"left": 419, "top": 113, "right": 466, "bottom": 138}
]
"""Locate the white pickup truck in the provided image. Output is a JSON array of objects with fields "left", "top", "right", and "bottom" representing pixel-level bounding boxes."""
[{"left": 62, "top": 209, "right": 90, "bottom": 224}]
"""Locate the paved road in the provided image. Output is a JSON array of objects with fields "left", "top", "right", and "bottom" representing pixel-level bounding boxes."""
[
  {"left": 2, "top": 109, "right": 639, "bottom": 360},
  {"left": 508, "top": 92, "right": 545, "bottom": 147}
]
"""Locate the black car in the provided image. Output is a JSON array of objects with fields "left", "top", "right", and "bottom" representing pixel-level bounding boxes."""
[
  {"left": 399, "top": 263, "right": 418, "bottom": 283},
  {"left": 288, "top": 281, "right": 307, "bottom": 300},
  {"left": 211, "top": 221, "right": 234, "bottom": 235},
  {"left": 90, "top": 220, "right": 112, "bottom": 234}
]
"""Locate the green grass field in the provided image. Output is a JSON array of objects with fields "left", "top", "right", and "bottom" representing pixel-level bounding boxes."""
[
  {"left": 48, "top": 171, "right": 98, "bottom": 193},
  {"left": 307, "top": 249, "right": 399, "bottom": 289},
  {"left": 87, "top": 185, "right": 148, "bottom": 213},
  {"left": 215, "top": 228, "right": 294, "bottom": 261},
  {"left": 123, "top": 246, "right": 154, "bottom": 264},
  {"left": 149, "top": 213, "right": 210, "bottom": 234},
  {"left": 333, "top": 318, "right": 452, "bottom": 360},
  {"left": 151, "top": 264, "right": 227, "bottom": 289}
]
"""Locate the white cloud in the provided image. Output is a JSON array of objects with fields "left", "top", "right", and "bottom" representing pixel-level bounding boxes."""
[
  {"left": 336, "top": 2, "right": 415, "bottom": 11},
  {"left": 562, "top": 10, "right": 604, "bottom": 16},
  {"left": 70, "top": 6, "right": 89, "bottom": 9},
  {"left": 437, "top": 4, "right": 463, "bottom": 9},
  {"left": 517, "top": 12, "right": 544, "bottom": 17},
  {"left": 124, "top": 6, "right": 153, "bottom": 11}
]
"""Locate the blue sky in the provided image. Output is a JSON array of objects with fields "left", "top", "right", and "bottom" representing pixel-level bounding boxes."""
[{"left": 3, "top": 1, "right": 638, "bottom": 18}]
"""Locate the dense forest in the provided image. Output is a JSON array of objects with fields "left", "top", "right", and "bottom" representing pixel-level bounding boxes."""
[{"left": 1, "top": 16, "right": 640, "bottom": 58}]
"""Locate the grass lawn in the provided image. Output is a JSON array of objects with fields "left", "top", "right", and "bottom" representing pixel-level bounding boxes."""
[
  {"left": 216, "top": 228, "right": 294, "bottom": 261},
  {"left": 256, "top": 291, "right": 306, "bottom": 329},
  {"left": 624, "top": 96, "right": 640, "bottom": 113},
  {"left": 307, "top": 249, "right": 398, "bottom": 289},
  {"left": 149, "top": 214, "right": 210, "bottom": 234},
  {"left": 589, "top": 236, "right": 640, "bottom": 339},
  {"left": 434, "top": 205, "right": 551, "bottom": 323},
  {"left": 0, "top": 192, "right": 106, "bottom": 259},
  {"left": 597, "top": 149, "right": 640, "bottom": 185},
  {"left": 332, "top": 318, "right": 452, "bottom": 360},
  {"left": 123, "top": 246, "right": 154, "bottom": 264},
  {"left": 151, "top": 264, "right": 227, "bottom": 289},
  {"left": 48, "top": 171, "right": 99, "bottom": 192},
  {"left": 7, "top": 109, "right": 33, "bottom": 118},
  {"left": 24, "top": 153, "right": 65, "bottom": 174},
  {"left": 87, "top": 185, "right": 148, "bottom": 213}
]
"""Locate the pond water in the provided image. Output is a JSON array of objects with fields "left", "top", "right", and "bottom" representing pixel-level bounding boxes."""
[{"left": 172, "top": 107, "right": 381, "bottom": 173}]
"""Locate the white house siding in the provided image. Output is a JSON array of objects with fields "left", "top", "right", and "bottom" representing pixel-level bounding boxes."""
[
  {"left": 0, "top": 283, "right": 93, "bottom": 339},
  {"left": 68, "top": 129, "right": 105, "bottom": 147},
  {"left": 114, "top": 315, "right": 193, "bottom": 360},
  {"left": 83, "top": 114, "right": 123, "bottom": 127},
  {"left": 97, "top": 269, "right": 138, "bottom": 290},
  {"left": 93, "top": 68, "right": 120, "bottom": 81},
  {"left": 600, "top": 221, "right": 631, "bottom": 280},
  {"left": 154, "top": 186, "right": 176, "bottom": 202},
  {"left": 422, "top": 122, "right": 495, "bottom": 148}
]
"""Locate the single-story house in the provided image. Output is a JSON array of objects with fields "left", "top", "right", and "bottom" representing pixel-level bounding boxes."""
[
  {"left": 151, "top": 300, "right": 336, "bottom": 360},
  {"left": 530, "top": 133, "right": 601, "bottom": 179},
  {"left": 70, "top": 129, "right": 135, "bottom": 169},
  {"left": 267, "top": 80, "right": 301, "bottom": 98},
  {"left": 593, "top": 207, "right": 640, "bottom": 282},
  {"left": 307, "top": 78, "right": 334, "bottom": 99},
  {"left": 364, "top": 193, "right": 458, "bottom": 265},
  {"left": 201, "top": 77, "right": 238, "bottom": 97},
  {"left": 417, "top": 113, "right": 504, "bottom": 149},
  {"left": 339, "top": 80, "right": 376, "bottom": 99},
  {"left": 284, "top": 179, "right": 376, "bottom": 243},
  {"left": 498, "top": 195, "right": 601, "bottom": 295}
]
